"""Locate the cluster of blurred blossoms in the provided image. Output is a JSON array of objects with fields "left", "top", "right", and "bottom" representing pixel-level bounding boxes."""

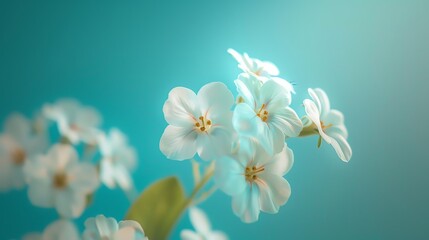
[
  {"left": 0, "top": 99, "right": 148, "bottom": 239},
  {"left": 160, "top": 48, "right": 352, "bottom": 223}
]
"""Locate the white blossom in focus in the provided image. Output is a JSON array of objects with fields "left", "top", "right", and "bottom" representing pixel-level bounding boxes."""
[
  {"left": 303, "top": 88, "right": 352, "bottom": 162},
  {"left": 233, "top": 75, "right": 302, "bottom": 154},
  {"left": 215, "top": 140, "right": 293, "bottom": 223},
  {"left": 160, "top": 82, "right": 235, "bottom": 161}
]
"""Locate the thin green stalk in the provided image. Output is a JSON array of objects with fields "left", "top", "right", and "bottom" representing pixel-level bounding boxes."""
[{"left": 162, "top": 163, "right": 215, "bottom": 238}]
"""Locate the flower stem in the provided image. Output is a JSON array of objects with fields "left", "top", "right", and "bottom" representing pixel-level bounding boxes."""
[
  {"left": 187, "top": 161, "right": 215, "bottom": 205},
  {"left": 298, "top": 123, "right": 319, "bottom": 137},
  {"left": 162, "top": 162, "right": 215, "bottom": 238}
]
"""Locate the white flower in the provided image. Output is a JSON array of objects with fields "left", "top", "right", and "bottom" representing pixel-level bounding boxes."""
[
  {"left": 181, "top": 207, "right": 228, "bottom": 240},
  {"left": 43, "top": 99, "right": 101, "bottom": 144},
  {"left": 97, "top": 128, "right": 137, "bottom": 191},
  {"left": 303, "top": 88, "right": 352, "bottom": 162},
  {"left": 214, "top": 140, "right": 293, "bottom": 223},
  {"left": 160, "top": 82, "right": 235, "bottom": 161},
  {"left": 233, "top": 75, "right": 302, "bottom": 154},
  {"left": 228, "top": 48, "right": 294, "bottom": 93},
  {"left": 0, "top": 113, "right": 48, "bottom": 192},
  {"left": 23, "top": 219, "right": 80, "bottom": 240},
  {"left": 24, "top": 144, "right": 99, "bottom": 218},
  {"left": 83, "top": 215, "right": 147, "bottom": 240}
]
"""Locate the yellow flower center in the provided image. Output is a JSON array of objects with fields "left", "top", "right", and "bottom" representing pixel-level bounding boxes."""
[
  {"left": 195, "top": 116, "right": 212, "bottom": 133},
  {"left": 320, "top": 121, "right": 333, "bottom": 131},
  {"left": 11, "top": 148, "right": 26, "bottom": 165},
  {"left": 245, "top": 165, "right": 265, "bottom": 182},
  {"left": 53, "top": 172, "right": 68, "bottom": 189},
  {"left": 256, "top": 104, "right": 269, "bottom": 122}
]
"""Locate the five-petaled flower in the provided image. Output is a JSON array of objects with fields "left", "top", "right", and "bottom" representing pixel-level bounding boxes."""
[
  {"left": 303, "top": 88, "right": 352, "bottom": 162},
  {"left": 0, "top": 113, "right": 48, "bottom": 192},
  {"left": 160, "top": 82, "right": 235, "bottom": 161},
  {"left": 233, "top": 75, "right": 302, "bottom": 154},
  {"left": 181, "top": 207, "right": 228, "bottom": 240},
  {"left": 83, "top": 215, "right": 148, "bottom": 240},
  {"left": 24, "top": 144, "right": 99, "bottom": 218},
  {"left": 215, "top": 140, "right": 293, "bottom": 223},
  {"left": 43, "top": 99, "right": 101, "bottom": 145}
]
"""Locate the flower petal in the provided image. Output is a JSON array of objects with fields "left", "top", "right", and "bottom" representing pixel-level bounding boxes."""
[
  {"left": 27, "top": 178, "right": 55, "bottom": 208},
  {"left": 232, "top": 104, "right": 273, "bottom": 154},
  {"left": 197, "top": 82, "right": 234, "bottom": 118},
  {"left": 159, "top": 125, "right": 198, "bottom": 161},
  {"left": 197, "top": 127, "right": 233, "bottom": 161},
  {"left": 271, "top": 77, "right": 295, "bottom": 94},
  {"left": 308, "top": 88, "right": 322, "bottom": 113},
  {"left": 214, "top": 156, "right": 246, "bottom": 196},
  {"left": 207, "top": 231, "right": 229, "bottom": 240},
  {"left": 269, "top": 107, "right": 303, "bottom": 138},
  {"left": 313, "top": 88, "right": 330, "bottom": 117},
  {"left": 262, "top": 61, "right": 279, "bottom": 76},
  {"left": 260, "top": 80, "right": 291, "bottom": 109},
  {"left": 55, "top": 190, "right": 86, "bottom": 218},
  {"left": 232, "top": 103, "right": 261, "bottom": 138},
  {"left": 264, "top": 144, "right": 294, "bottom": 176},
  {"left": 43, "top": 219, "right": 80, "bottom": 240},
  {"left": 163, "top": 87, "right": 198, "bottom": 127},
  {"left": 180, "top": 230, "right": 201, "bottom": 240},
  {"left": 258, "top": 173, "right": 291, "bottom": 213},
  {"left": 324, "top": 109, "right": 348, "bottom": 138},
  {"left": 189, "top": 207, "right": 211, "bottom": 235},
  {"left": 69, "top": 162, "right": 99, "bottom": 194},
  {"left": 47, "top": 144, "right": 79, "bottom": 172},
  {"left": 75, "top": 106, "right": 102, "bottom": 129},
  {"left": 234, "top": 76, "right": 258, "bottom": 106},
  {"left": 329, "top": 133, "right": 352, "bottom": 162},
  {"left": 3, "top": 113, "right": 31, "bottom": 143},
  {"left": 232, "top": 184, "right": 260, "bottom": 223},
  {"left": 303, "top": 99, "right": 331, "bottom": 143}
]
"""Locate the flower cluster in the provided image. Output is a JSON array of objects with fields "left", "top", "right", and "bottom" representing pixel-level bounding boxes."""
[
  {"left": 0, "top": 99, "right": 140, "bottom": 237},
  {"left": 2, "top": 48, "right": 351, "bottom": 239},
  {"left": 160, "top": 49, "right": 352, "bottom": 223}
]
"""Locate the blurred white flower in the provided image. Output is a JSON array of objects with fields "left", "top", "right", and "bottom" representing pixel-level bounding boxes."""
[
  {"left": 22, "top": 219, "right": 80, "bottom": 240},
  {"left": 233, "top": 76, "right": 302, "bottom": 154},
  {"left": 0, "top": 113, "right": 48, "bottom": 192},
  {"left": 97, "top": 128, "right": 137, "bottom": 191},
  {"left": 83, "top": 215, "right": 147, "bottom": 240},
  {"left": 303, "top": 88, "right": 352, "bottom": 162},
  {"left": 181, "top": 207, "right": 228, "bottom": 240},
  {"left": 43, "top": 99, "right": 101, "bottom": 144},
  {"left": 160, "top": 82, "right": 235, "bottom": 161},
  {"left": 228, "top": 48, "right": 294, "bottom": 93},
  {"left": 24, "top": 144, "right": 99, "bottom": 218},
  {"left": 215, "top": 140, "right": 293, "bottom": 223}
]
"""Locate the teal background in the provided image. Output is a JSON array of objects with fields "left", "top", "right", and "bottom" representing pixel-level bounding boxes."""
[{"left": 1, "top": 0, "right": 428, "bottom": 239}]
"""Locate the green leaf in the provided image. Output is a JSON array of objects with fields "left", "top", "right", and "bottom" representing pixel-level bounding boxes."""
[
  {"left": 317, "top": 135, "right": 322, "bottom": 148},
  {"left": 125, "top": 176, "right": 187, "bottom": 240}
]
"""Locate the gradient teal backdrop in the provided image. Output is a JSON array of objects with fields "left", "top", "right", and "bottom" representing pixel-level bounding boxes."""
[{"left": 1, "top": 0, "right": 428, "bottom": 239}]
